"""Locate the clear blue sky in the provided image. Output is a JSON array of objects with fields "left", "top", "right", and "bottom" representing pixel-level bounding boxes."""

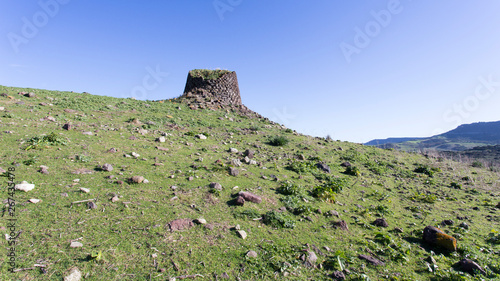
[{"left": 2, "top": 1, "right": 500, "bottom": 143}]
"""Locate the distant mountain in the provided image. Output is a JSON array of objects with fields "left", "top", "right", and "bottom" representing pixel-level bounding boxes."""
[{"left": 365, "top": 121, "right": 500, "bottom": 151}]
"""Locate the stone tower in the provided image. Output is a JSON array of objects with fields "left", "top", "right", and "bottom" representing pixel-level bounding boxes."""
[{"left": 182, "top": 69, "right": 242, "bottom": 107}]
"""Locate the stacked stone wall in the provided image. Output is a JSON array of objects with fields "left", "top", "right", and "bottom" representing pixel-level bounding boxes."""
[{"left": 182, "top": 71, "right": 242, "bottom": 106}]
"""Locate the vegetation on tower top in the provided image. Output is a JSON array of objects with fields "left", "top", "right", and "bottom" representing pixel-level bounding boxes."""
[{"left": 189, "top": 69, "right": 232, "bottom": 80}]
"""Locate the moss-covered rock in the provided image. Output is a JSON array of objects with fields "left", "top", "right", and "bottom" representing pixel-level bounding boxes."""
[{"left": 423, "top": 226, "right": 457, "bottom": 251}]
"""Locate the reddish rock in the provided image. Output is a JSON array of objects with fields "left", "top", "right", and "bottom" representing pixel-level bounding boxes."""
[
  {"left": 372, "top": 218, "right": 389, "bottom": 227},
  {"left": 457, "top": 258, "right": 486, "bottom": 275},
  {"left": 235, "top": 196, "right": 245, "bottom": 206}
]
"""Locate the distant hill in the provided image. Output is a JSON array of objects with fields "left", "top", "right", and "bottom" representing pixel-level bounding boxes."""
[{"left": 365, "top": 121, "right": 500, "bottom": 151}]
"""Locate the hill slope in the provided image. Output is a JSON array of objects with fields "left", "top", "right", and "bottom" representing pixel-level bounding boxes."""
[
  {"left": 0, "top": 85, "right": 499, "bottom": 280},
  {"left": 366, "top": 121, "right": 500, "bottom": 152}
]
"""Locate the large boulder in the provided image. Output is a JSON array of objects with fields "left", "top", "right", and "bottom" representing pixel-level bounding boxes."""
[
  {"left": 238, "top": 191, "right": 262, "bottom": 203},
  {"left": 423, "top": 226, "right": 457, "bottom": 251}
]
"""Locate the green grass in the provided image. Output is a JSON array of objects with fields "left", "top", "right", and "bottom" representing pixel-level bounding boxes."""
[
  {"left": 189, "top": 69, "right": 231, "bottom": 80},
  {"left": 0, "top": 85, "right": 499, "bottom": 280}
]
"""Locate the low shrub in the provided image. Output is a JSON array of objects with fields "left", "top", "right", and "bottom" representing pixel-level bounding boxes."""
[
  {"left": 268, "top": 135, "right": 289, "bottom": 146},
  {"left": 263, "top": 210, "right": 295, "bottom": 229}
]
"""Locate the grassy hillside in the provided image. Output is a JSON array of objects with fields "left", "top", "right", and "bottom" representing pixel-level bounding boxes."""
[{"left": 0, "top": 85, "right": 499, "bottom": 280}]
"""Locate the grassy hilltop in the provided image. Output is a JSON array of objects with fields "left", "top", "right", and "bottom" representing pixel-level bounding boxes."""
[{"left": 0, "top": 85, "right": 499, "bottom": 280}]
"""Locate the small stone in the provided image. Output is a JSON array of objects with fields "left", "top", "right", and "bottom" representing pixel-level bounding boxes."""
[
  {"left": 441, "top": 219, "right": 454, "bottom": 226},
  {"left": 64, "top": 267, "right": 82, "bottom": 281},
  {"left": 62, "top": 123, "right": 72, "bottom": 130},
  {"left": 28, "top": 199, "right": 41, "bottom": 203},
  {"left": 229, "top": 167, "right": 239, "bottom": 176},
  {"left": 70, "top": 241, "right": 83, "bottom": 248},
  {"left": 128, "top": 135, "right": 137, "bottom": 140},
  {"left": 111, "top": 196, "right": 119, "bottom": 202},
  {"left": 316, "top": 163, "right": 331, "bottom": 173},
  {"left": 131, "top": 152, "right": 140, "bottom": 158},
  {"left": 82, "top": 131, "right": 93, "bottom": 135},
  {"left": 244, "top": 149, "right": 255, "bottom": 158},
  {"left": 156, "top": 146, "right": 169, "bottom": 151},
  {"left": 393, "top": 227, "right": 404, "bottom": 233},
  {"left": 188, "top": 176, "right": 194, "bottom": 181},
  {"left": 87, "top": 201, "right": 97, "bottom": 209},
  {"left": 372, "top": 218, "right": 389, "bottom": 227},
  {"left": 331, "top": 271, "right": 346, "bottom": 280},
  {"left": 131, "top": 176, "right": 145, "bottom": 183},
  {"left": 249, "top": 160, "right": 257, "bottom": 165},
  {"left": 358, "top": 254, "right": 385, "bottom": 266},
  {"left": 235, "top": 196, "right": 245, "bottom": 206},
  {"left": 15, "top": 181, "right": 35, "bottom": 192},
  {"left": 457, "top": 258, "right": 486, "bottom": 275},
  {"left": 229, "top": 147, "right": 238, "bottom": 153},
  {"left": 0, "top": 107, "right": 4, "bottom": 111},
  {"left": 79, "top": 187, "right": 90, "bottom": 193},
  {"left": 238, "top": 191, "right": 262, "bottom": 203},
  {"left": 459, "top": 222, "right": 469, "bottom": 229},
  {"left": 340, "top": 162, "right": 351, "bottom": 167},
  {"left": 194, "top": 218, "right": 207, "bottom": 224},
  {"left": 0, "top": 167, "right": 6, "bottom": 173},
  {"left": 231, "top": 159, "right": 242, "bottom": 167},
  {"left": 237, "top": 230, "right": 247, "bottom": 239},
  {"left": 102, "top": 163, "right": 113, "bottom": 171},
  {"left": 39, "top": 166, "right": 49, "bottom": 174},
  {"left": 143, "top": 179, "right": 149, "bottom": 183},
  {"left": 107, "top": 148, "right": 117, "bottom": 153},
  {"left": 209, "top": 182, "right": 222, "bottom": 191},
  {"left": 196, "top": 134, "right": 207, "bottom": 140},
  {"left": 157, "top": 136, "right": 166, "bottom": 143},
  {"left": 332, "top": 220, "right": 349, "bottom": 231},
  {"left": 246, "top": 250, "right": 258, "bottom": 258},
  {"left": 235, "top": 224, "right": 241, "bottom": 230}
]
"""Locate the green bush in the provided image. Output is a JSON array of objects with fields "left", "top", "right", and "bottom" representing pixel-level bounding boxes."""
[
  {"left": 312, "top": 178, "right": 348, "bottom": 202},
  {"left": 268, "top": 135, "right": 289, "bottom": 146},
  {"left": 414, "top": 165, "right": 441, "bottom": 177},
  {"left": 277, "top": 181, "right": 304, "bottom": 196},
  {"left": 471, "top": 161, "right": 483, "bottom": 168},
  {"left": 25, "top": 132, "right": 67, "bottom": 150},
  {"left": 449, "top": 182, "right": 462, "bottom": 189},
  {"left": 287, "top": 161, "right": 316, "bottom": 174},
  {"left": 263, "top": 210, "right": 295, "bottom": 229},
  {"left": 344, "top": 166, "right": 360, "bottom": 176}
]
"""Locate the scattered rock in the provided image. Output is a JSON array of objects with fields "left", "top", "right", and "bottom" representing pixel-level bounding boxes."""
[
  {"left": 70, "top": 241, "right": 83, "bottom": 248},
  {"left": 423, "top": 226, "right": 457, "bottom": 251},
  {"left": 457, "top": 258, "right": 486, "bottom": 275},
  {"left": 131, "top": 176, "right": 145, "bottom": 183},
  {"left": 316, "top": 163, "right": 331, "bottom": 173},
  {"left": 237, "top": 230, "right": 247, "bottom": 239},
  {"left": 340, "top": 162, "right": 351, "bottom": 167},
  {"left": 496, "top": 202, "right": 500, "bottom": 208},
  {"left": 194, "top": 218, "right": 207, "bottom": 225},
  {"left": 168, "top": 219, "right": 194, "bottom": 232},
  {"left": 0, "top": 107, "right": 4, "bottom": 111},
  {"left": 358, "top": 254, "right": 385, "bottom": 266},
  {"left": 229, "top": 167, "right": 239, "bottom": 176},
  {"left": 372, "top": 218, "right": 389, "bottom": 227},
  {"left": 15, "top": 181, "right": 35, "bottom": 192},
  {"left": 196, "top": 134, "right": 207, "bottom": 140},
  {"left": 39, "top": 166, "right": 49, "bottom": 174},
  {"left": 25, "top": 92, "right": 36, "bottom": 98},
  {"left": 301, "top": 250, "right": 317, "bottom": 267},
  {"left": 231, "top": 159, "right": 242, "bottom": 167},
  {"left": 235, "top": 196, "right": 245, "bottom": 206},
  {"left": 229, "top": 147, "right": 238, "bottom": 153},
  {"left": 331, "top": 271, "right": 346, "bottom": 280},
  {"left": 107, "top": 148, "right": 117, "bottom": 153},
  {"left": 157, "top": 136, "right": 166, "bottom": 143},
  {"left": 101, "top": 163, "right": 113, "bottom": 171},
  {"left": 111, "top": 196, "right": 119, "bottom": 202},
  {"left": 459, "top": 222, "right": 469, "bottom": 229},
  {"left": 131, "top": 152, "right": 140, "bottom": 158},
  {"left": 138, "top": 128, "right": 148, "bottom": 135},
  {"left": 238, "top": 191, "right": 261, "bottom": 203},
  {"left": 188, "top": 176, "right": 194, "bottom": 181},
  {"left": 79, "top": 187, "right": 90, "bottom": 193},
  {"left": 62, "top": 123, "right": 72, "bottom": 130},
  {"left": 128, "top": 135, "right": 137, "bottom": 140},
  {"left": 210, "top": 182, "right": 222, "bottom": 191},
  {"left": 327, "top": 210, "right": 340, "bottom": 218},
  {"left": 393, "top": 227, "right": 404, "bottom": 233},
  {"left": 332, "top": 220, "right": 348, "bottom": 231},
  {"left": 246, "top": 250, "right": 258, "bottom": 258},
  {"left": 82, "top": 131, "right": 93, "bottom": 135},
  {"left": 441, "top": 219, "right": 454, "bottom": 226},
  {"left": 156, "top": 146, "right": 169, "bottom": 151},
  {"left": 28, "top": 199, "right": 41, "bottom": 203},
  {"left": 64, "top": 267, "right": 82, "bottom": 281},
  {"left": 244, "top": 149, "right": 255, "bottom": 158},
  {"left": 87, "top": 202, "right": 97, "bottom": 209}
]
